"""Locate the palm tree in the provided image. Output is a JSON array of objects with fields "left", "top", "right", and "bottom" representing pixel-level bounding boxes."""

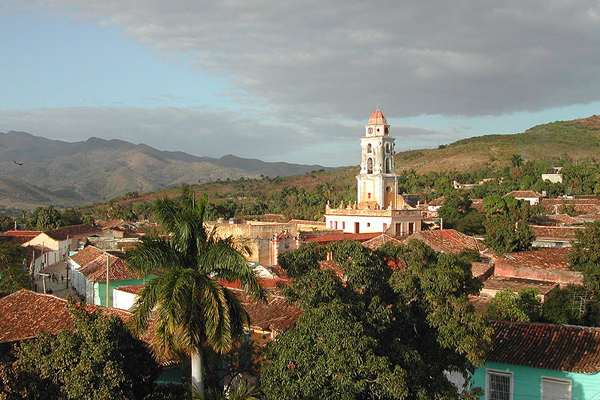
[
  {"left": 127, "top": 190, "right": 265, "bottom": 397},
  {"left": 511, "top": 154, "right": 524, "bottom": 168}
]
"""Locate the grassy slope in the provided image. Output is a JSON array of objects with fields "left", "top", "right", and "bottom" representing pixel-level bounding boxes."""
[{"left": 102, "top": 116, "right": 599, "bottom": 208}]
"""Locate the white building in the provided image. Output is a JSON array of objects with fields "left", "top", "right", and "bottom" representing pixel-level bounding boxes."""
[{"left": 324, "top": 109, "right": 422, "bottom": 235}]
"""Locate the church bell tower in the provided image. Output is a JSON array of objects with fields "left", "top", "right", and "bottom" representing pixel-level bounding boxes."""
[{"left": 356, "top": 109, "right": 398, "bottom": 209}]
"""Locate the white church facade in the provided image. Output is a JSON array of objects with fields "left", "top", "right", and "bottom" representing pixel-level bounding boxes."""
[{"left": 324, "top": 109, "right": 422, "bottom": 235}]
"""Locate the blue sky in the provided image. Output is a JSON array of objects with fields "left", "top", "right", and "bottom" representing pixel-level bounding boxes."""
[{"left": 2, "top": 1, "right": 599, "bottom": 167}]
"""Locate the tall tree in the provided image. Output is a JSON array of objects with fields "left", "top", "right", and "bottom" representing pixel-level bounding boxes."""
[
  {"left": 262, "top": 240, "right": 491, "bottom": 400},
  {"left": 0, "top": 242, "right": 29, "bottom": 297},
  {"left": 127, "top": 190, "right": 265, "bottom": 397},
  {"left": 483, "top": 195, "right": 535, "bottom": 254},
  {"left": 0, "top": 306, "right": 160, "bottom": 400}
]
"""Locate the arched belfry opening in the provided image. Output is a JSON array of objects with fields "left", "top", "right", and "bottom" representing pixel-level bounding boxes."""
[{"left": 367, "top": 158, "right": 373, "bottom": 174}]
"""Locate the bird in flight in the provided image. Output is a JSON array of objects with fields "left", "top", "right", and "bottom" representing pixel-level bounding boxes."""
[{"left": 13, "top": 161, "right": 24, "bottom": 166}]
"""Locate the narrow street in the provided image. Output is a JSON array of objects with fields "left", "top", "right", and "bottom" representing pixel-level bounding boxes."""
[{"left": 34, "top": 260, "right": 79, "bottom": 300}]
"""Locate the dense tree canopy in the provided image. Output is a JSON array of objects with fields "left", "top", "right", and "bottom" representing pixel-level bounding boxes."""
[
  {"left": 0, "top": 306, "right": 160, "bottom": 400},
  {"left": 0, "top": 242, "right": 29, "bottom": 297},
  {"left": 262, "top": 240, "right": 491, "bottom": 400},
  {"left": 482, "top": 195, "right": 535, "bottom": 254}
]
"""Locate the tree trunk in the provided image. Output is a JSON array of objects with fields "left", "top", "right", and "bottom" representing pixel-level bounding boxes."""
[{"left": 191, "top": 349, "right": 205, "bottom": 398}]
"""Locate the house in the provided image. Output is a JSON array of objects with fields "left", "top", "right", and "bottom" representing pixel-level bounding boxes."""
[
  {"left": 68, "top": 245, "right": 151, "bottom": 307},
  {"left": 21, "top": 225, "right": 101, "bottom": 275},
  {"left": 506, "top": 190, "right": 543, "bottom": 205},
  {"left": 472, "top": 320, "right": 600, "bottom": 400},
  {"left": 206, "top": 218, "right": 327, "bottom": 266},
  {"left": 492, "top": 248, "right": 582, "bottom": 286},
  {"left": 530, "top": 225, "right": 585, "bottom": 248},
  {"left": 0, "top": 289, "right": 181, "bottom": 383}
]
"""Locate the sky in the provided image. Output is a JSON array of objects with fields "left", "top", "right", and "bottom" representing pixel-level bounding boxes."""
[{"left": 1, "top": 1, "right": 599, "bottom": 167}]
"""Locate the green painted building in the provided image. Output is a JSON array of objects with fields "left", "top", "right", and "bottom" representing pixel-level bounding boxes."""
[{"left": 471, "top": 321, "right": 600, "bottom": 400}]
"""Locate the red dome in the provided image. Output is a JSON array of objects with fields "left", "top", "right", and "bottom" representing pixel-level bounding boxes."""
[{"left": 368, "top": 109, "right": 387, "bottom": 124}]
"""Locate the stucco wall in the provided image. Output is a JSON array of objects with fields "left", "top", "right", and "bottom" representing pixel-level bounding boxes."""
[
  {"left": 472, "top": 362, "right": 598, "bottom": 400},
  {"left": 493, "top": 261, "right": 583, "bottom": 286}
]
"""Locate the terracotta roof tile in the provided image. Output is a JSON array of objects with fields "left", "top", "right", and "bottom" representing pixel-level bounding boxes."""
[
  {"left": 0, "top": 289, "right": 132, "bottom": 344},
  {"left": 46, "top": 224, "right": 101, "bottom": 241},
  {"left": 361, "top": 233, "right": 404, "bottom": 250},
  {"left": 406, "top": 229, "right": 489, "bottom": 254},
  {"left": 495, "top": 248, "right": 571, "bottom": 271},
  {"left": 530, "top": 225, "right": 584, "bottom": 240},
  {"left": 506, "top": 190, "right": 542, "bottom": 198},
  {"left": 488, "top": 321, "right": 600, "bottom": 373},
  {"left": 70, "top": 246, "right": 138, "bottom": 282}
]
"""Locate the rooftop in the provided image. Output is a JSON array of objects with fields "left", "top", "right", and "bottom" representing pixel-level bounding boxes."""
[
  {"left": 489, "top": 320, "right": 600, "bottom": 373},
  {"left": 483, "top": 276, "right": 558, "bottom": 296},
  {"left": 368, "top": 109, "right": 387, "bottom": 125},
  {"left": 506, "top": 190, "right": 542, "bottom": 198},
  {"left": 46, "top": 224, "right": 101, "bottom": 241},
  {"left": 71, "top": 245, "right": 139, "bottom": 282},
  {"left": 406, "top": 229, "right": 490, "bottom": 255},
  {"left": 0, "top": 289, "right": 131, "bottom": 344},
  {"left": 495, "top": 247, "right": 571, "bottom": 271}
]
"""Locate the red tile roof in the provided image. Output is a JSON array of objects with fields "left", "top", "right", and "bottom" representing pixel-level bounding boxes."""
[
  {"left": 71, "top": 245, "right": 138, "bottom": 282},
  {"left": 2, "top": 230, "right": 41, "bottom": 237},
  {"left": 233, "top": 290, "right": 302, "bottom": 332},
  {"left": 488, "top": 321, "right": 600, "bottom": 373},
  {"left": 368, "top": 109, "right": 387, "bottom": 125},
  {"left": 506, "top": 190, "right": 541, "bottom": 198},
  {"left": 531, "top": 214, "right": 583, "bottom": 226},
  {"left": 46, "top": 224, "right": 101, "bottom": 241},
  {"left": 530, "top": 225, "right": 584, "bottom": 240},
  {"left": 0, "top": 289, "right": 132, "bottom": 344},
  {"left": 495, "top": 248, "right": 572, "bottom": 271},
  {"left": 361, "top": 233, "right": 404, "bottom": 250},
  {"left": 406, "top": 229, "right": 489, "bottom": 254}
]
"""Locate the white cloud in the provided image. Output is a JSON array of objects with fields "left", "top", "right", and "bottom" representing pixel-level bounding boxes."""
[{"left": 4, "top": 1, "right": 600, "bottom": 165}]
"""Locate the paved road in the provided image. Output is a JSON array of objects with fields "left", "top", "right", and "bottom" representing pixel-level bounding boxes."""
[{"left": 34, "top": 260, "right": 80, "bottom": 300}]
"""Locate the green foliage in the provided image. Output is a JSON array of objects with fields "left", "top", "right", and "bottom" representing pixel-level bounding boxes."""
[
  {"left": 127, "top": 190, "right": 265, "bottom": 396},
  {"left": 511, "top": 154, "right": 524, "bottom": 168},
  {"left": 0, "top": 306, "right": 160, "bottom": 400},
  {"left": 28, "top": 205, "right": 61, "bottom": 231},
  {"left": 541, "top": 285, "right": 596, "bottom": 326},
  {"left": 278, "top": 242, "right": 326, "bottom": 278},
  {"left": 0, "top": 243, "right": 29, "bottom": 297},
  {"left": 483, "top": 195, "right": 535, "bottom": 254},
  {"left": 262, "top": 240, "right": 491, "bottom": 400},
  {"left": 487, "top": 288, "right": 541, "bottom": 322},
  {"left": 568, "top": 221, "right": 600, "bottom": 294}
]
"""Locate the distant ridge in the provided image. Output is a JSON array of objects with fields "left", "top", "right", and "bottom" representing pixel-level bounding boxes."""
[{"left": 0, "top": 131, "right": 333, "bottom": 209}]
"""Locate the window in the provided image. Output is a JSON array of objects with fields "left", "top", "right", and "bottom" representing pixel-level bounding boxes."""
[
  {"left": 342, "top": 222, "right": 346, "bottom": 229},
  {"left": 367, "top": 143, "right": 372, "bottom": 153},
  {"left": 367, "top": 158, "right": 373, "bottom": 174},
  {"left": 486, "top": 370, "right": 512, "bottom": 400},
  {"left": 542, "top": 377, "right": 571, "bottom": 400}
]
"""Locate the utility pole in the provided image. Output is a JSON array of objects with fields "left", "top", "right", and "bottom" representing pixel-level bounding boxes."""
[{"left": 106, "top": 254, "right": 110, "bottom": 308}]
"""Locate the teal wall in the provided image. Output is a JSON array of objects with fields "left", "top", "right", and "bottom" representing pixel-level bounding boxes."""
[
  {"left": 156, "top": 365, "right": 184, "bottom": 384},
  {"left": 94, "top": 275, "right": 153, "bottom": 307},
  {"left": 472, "top": 362, "right": 600, "bottom": 400}
]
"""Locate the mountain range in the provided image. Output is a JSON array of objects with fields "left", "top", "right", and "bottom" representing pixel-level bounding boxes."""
[{"left": 0, "top": 131, "right": 331, "bottom": 210}]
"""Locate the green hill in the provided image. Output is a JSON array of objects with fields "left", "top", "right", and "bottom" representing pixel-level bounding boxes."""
[{"left": 395, "top": 116, "right": 600, "bottom": 173}]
